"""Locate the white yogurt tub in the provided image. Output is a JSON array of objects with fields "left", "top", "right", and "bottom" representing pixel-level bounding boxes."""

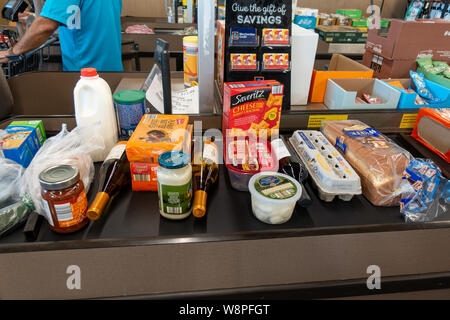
[{"left": 248, "top": 172, "right": 302, "bottom": 225}]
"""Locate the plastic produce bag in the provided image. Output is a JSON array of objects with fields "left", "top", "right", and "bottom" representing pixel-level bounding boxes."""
[
  {"left": 321, "top": 120, "right": 413, "bottom": 206},
  {"left": 20, "top": 124, "right": 104, "bottom": 218},
  {"left": 400, "top": 159, "right": 450, "bottom": 222}
]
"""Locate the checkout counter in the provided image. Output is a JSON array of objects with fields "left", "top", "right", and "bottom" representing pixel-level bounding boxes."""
[{"left": 0, "top": 71, "right": 449, "bottom": 300}]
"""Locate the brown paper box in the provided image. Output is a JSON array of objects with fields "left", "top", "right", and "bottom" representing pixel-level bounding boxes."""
[{"left": 365, "top": 19, "right": 450, "bottom": 61}]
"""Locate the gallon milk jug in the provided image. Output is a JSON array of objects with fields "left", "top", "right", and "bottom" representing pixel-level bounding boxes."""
[{"left": 74, "top": 68, "right": 118, "bottom": 162}]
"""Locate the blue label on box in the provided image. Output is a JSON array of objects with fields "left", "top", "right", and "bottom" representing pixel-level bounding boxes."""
[
  {"left": 343, "top": 126, "right": 381, "bottom": 138},
  {"left": 7, "top": 121, "right": 46, "bottom": 147},
  {"left": 294, "top": 15, "right": 317, "bottom": 29},
  {"left": 230, "top": 27, "right": 257, "bottom": 45},
  {"left": 1, "top": 130, "right": 38, "bottom": 167},
  {"left": 115, "top": 101, "right": 146, "bottom": 138},
  {"left": 5, "top": 126, "right": 40, "bottom": 154},
  {"left": 298, "top": 132, "right": 316, "bottom": 150},
  {"left": 335, "top": 137, "right": 347, "bottom": 154}
]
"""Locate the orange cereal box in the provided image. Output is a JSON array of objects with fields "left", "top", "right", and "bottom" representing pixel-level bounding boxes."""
[{"left": 223, "top": 80, "right": 284, "bottom": 139}]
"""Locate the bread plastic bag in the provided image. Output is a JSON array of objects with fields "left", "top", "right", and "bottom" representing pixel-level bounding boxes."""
[
  {"left": 321, "top": 120, "right": 412, "bottom": 206},
  {"left": 20, "top": 124, "right": 104, "bottom": 218},
  {"left": 400, "top": 159, "right": 450, "bottom": 222}
]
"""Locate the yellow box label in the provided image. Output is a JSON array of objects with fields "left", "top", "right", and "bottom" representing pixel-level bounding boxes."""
[
  {"left": 399, "top": 113, "right": 418, "bottom": 129},
  {"left": 308, "top": 115, "right": 349, "bottom": 128}
]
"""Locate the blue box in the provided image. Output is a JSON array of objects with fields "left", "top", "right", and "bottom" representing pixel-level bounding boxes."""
[
  {"left": 0, "top": 129, "right": 40, "bottom": 167},
  {"left": 6, "top": 120, "right": 46, "bottom": 149},
  {"left": 385, "top": 78, "right": 450, "bottom": 109},
  {"left": 294, "top": 15, "right": 317, "bottom": 30}
]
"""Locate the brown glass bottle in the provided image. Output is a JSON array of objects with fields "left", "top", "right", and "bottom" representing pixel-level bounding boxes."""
[{"left": 87, "top": 142, "right": 131, "bottom": 221}]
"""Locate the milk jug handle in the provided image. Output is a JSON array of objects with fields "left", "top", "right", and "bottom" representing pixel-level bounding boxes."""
[{"left": 74, "top": 83, "right": 94, "bottom": 114}]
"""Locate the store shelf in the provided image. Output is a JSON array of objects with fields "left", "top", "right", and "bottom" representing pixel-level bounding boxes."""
[
  {"left": 282, "top": 107, "right": 420, "bottom": 133},
  {"left": 316, "top": 39, "right": 365, "bottom": 57},
  {"left": 0, "top": 132, "right": 449, "bottom": 299}
]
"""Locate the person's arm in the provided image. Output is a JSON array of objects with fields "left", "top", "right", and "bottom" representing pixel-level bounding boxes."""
[{"left": 0, "top": 16, "right": 59, "bottom": 62}]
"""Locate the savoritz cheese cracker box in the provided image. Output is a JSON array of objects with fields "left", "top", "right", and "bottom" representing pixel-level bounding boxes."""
[{"left": 223, "top": 80, "right": 284, "bottom": 139}]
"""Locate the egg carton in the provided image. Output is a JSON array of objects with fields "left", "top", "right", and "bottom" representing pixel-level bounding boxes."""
[{"left": 289, "top": 130, "right": 362, "bottom": 202}]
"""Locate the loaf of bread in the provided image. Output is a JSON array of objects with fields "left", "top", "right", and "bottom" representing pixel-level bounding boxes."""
[{"left": 321, "top": 120, "right": 412, "bottom": 206}]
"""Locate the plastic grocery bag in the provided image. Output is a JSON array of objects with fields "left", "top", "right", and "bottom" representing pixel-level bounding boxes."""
[
  {"left": 321, "top": 120, "right": 413, "bottom": 206},
  {"left": 20, "top": 124, "right": 104, "bottom": 217},
  {"left": 0, "top": 157, "right": 30, "bottom": 238},
  {"left": 0, "top": 157, "right": 24, "bottom": 208},
  {"left": 400, "top": 159, "right": 450, "bottom": 222}
]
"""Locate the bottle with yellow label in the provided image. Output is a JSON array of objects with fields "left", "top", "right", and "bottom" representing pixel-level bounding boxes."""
[{"left": 192, "top": 138, "right": 220, "bottom": 218}]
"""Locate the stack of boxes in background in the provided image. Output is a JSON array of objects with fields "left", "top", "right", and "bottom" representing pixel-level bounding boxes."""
[
  {"left": 293, "top": 8, "right": 390, "bottom": 44},
  {"left": 315, "top": 25, "right": 367, "bottom": 44},
  {"left": 363, "top": 19, "right": 450, "bottom": 79}
]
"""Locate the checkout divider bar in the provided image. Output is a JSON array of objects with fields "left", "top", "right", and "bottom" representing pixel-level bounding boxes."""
[{"left": 1, "top": 110, "right": 417, "bottom": 135}]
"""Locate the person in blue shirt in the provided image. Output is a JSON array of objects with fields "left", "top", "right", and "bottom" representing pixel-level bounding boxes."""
[{"left": 0, "top": 0, "right": 123, "bottom": 72}]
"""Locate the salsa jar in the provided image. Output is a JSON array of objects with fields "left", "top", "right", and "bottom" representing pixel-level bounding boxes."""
[{"left": 39, "top": 164, "right": 89, "bottom": 233}]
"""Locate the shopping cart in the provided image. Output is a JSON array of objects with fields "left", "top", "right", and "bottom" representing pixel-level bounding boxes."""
[{"left": 1, "top": 35, "right": 56, "bottom": 79}]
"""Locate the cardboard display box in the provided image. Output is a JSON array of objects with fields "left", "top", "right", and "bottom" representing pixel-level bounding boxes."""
[
  {"left": 324, "top": 78, "right": 400, "bottom": 110},
  {"left": 364, "top": 50, "right": 450, "bottom": 80},
  {"left": 363, "top": 19, "right": 450, "bottom": 79},
  {"left": 316, "top": 25, "right": 367, "bottom": 43},
  {"left": 362, "top": 51, "right": 418, "bottom": 79},
  {"left": 383, "top": 78, "right": 450, "bottom": 109},
  {"left": 309, "top": 54, "right": 374, "bottom": 103},
  {"left": 365, "top": 19, "right": 450, "bottom": 61}
]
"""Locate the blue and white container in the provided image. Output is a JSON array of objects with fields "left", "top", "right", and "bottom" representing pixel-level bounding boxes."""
[
  {"left": 113, "top": 90, "right": 147, "bottom": 139},
  {"left": 384, "top": 78, "right": 450, "bottom": 109},
  {"left": 293, "top": 15, "right": 317, "bottom": 30}
]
